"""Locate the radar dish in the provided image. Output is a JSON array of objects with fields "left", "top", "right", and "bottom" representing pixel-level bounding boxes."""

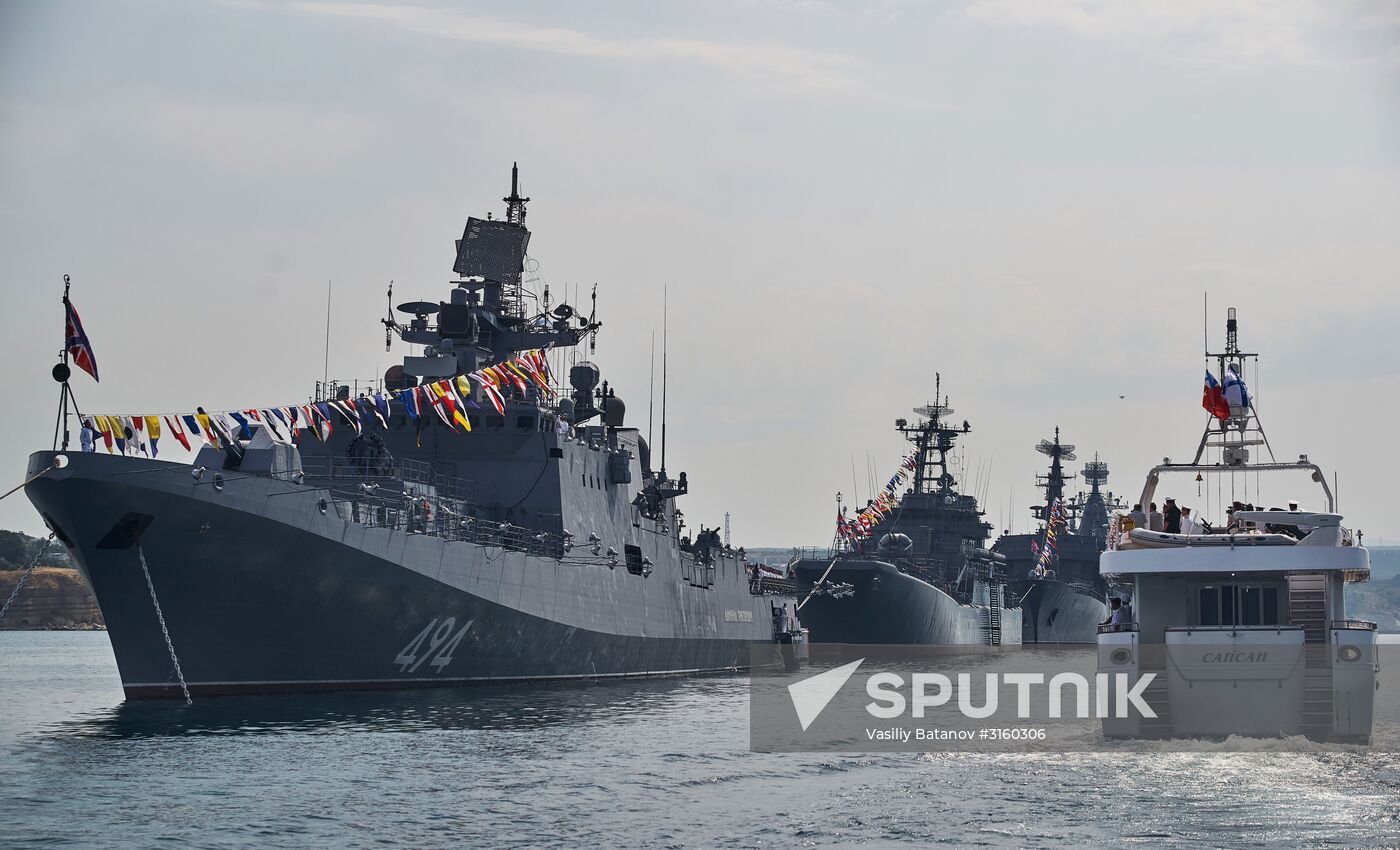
[
  {"left": 914, "top": 404, "right": 954, "bottom": 420},
  {"left": 1082, "top": 459, "right": 1109, "bottom": 485},
  {"left": 1036, "top": 439, "right": 1077, "bottom": 461},
  {"left": 397, "top": 301, "right": 441, "bottom": 316}
]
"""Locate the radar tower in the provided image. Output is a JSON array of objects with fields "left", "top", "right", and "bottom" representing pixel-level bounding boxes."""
[
  {"left": 1033, "top": 427, "right": 1077, "bottom": 522},
  {"left": 504, "top": 162, "right": 529, "bottom": 226},
  {"left": 896, "top": 372, "right": 969, "bottom": 497}
]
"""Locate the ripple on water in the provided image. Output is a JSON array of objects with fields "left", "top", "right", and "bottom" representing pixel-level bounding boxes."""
[{"left": 2, "top": 633, "right": 1399, "bottom": 848}]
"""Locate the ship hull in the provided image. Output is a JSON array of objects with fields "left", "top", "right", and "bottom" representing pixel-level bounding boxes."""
[
  {"left": 25, "top": 452, "right": 785, "bottom": 699},
  {"left": 1010, "top": 579, "right": 1107, "bottom": 644},
  {"left": 789, "top": 558, "right": 1022, "bottom": 645}
]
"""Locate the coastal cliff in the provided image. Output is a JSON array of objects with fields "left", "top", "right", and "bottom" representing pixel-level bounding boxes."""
[{"left": 0, "top": 568, "right": 105, "bottom": 630}]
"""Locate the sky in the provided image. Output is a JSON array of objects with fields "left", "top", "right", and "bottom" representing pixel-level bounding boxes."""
[{"left": 1, "top": 0, "right": 1398, "bottom": 546}]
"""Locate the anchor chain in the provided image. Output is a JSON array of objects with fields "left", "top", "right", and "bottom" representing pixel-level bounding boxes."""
[
  {"left": 137, "top": 543, "right": 192, "bottom": 705},
  {"left": 0, "top": 534, "right": 55, "bottom": 623}
]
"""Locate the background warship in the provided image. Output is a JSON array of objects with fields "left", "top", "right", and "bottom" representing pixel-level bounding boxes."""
[
  {"left": 24, "top": 167, "right": 802, "bottom": 699},
  {"left": 992, "top": 430, "right": 1115, "bottom": 643},
  {"left": 789, "top": 381, "right": 1021, "bottom": 645}
]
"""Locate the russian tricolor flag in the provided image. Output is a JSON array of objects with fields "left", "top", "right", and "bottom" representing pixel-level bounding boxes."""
[{"left": 1203, "top": 370, "right": 1230, "bottom": 420}]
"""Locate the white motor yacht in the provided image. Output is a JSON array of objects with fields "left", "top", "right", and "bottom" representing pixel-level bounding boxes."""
[{"left": 1099, "top": 309, "right": 1376, "bottom": 742}]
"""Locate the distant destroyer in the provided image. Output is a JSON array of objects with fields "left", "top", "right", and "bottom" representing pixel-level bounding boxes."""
[
  {"left": 789, "top": 379, "right": 1021, "bottom": 646},
  {"left": 993, "top": 430, "right": 1117, "bottom": 643}
]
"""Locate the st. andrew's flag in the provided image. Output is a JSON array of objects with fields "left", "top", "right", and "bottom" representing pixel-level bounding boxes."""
[{"left": 1222, "top": 363, "right": 1252, "bottom": 410}]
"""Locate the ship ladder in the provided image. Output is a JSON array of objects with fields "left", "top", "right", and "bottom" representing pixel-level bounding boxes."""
[
  {"left": 137, "top": 544, "right": 192, "bottom": 705},
  {"left": 1289, "top": 573, "right": 1332, "bottom": 736},
  {"left": 0, "top": 534, "right": 55, "bottom": 624},
  {"left": 985, "top": 581, "right": 1002, "bottom": 646}
]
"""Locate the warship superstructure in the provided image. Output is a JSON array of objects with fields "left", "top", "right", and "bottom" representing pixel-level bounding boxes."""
[
  {"left": 993, "top": 430, "right": 1114, "bottom": 643},
  {"left": 790, "top": 382, "right": 1021, "bottom": 645},
  {"left": 25, "top": 167, "right": 803, "bottom": 699}
]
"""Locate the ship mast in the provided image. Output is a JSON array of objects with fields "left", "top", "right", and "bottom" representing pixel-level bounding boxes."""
[
  {"left": 1193, "top": 307, "right": 1275, "bottom": 466},
  {"left": 504, "top": 161, "right": 529, "bottom": 226},
  {"left": 897, "top": 372, "right": 968, "bottom": 497},
  {"left": 1032, "top": 427, "right": 1077, "bottom": 525},
  {"left": 1075, "top": 453, "right": 1112, "bottom": 541}
]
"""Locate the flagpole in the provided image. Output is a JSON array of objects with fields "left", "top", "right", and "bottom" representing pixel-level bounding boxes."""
[{"left": 52, "top": 274, "right": 75, "bottom": 451}]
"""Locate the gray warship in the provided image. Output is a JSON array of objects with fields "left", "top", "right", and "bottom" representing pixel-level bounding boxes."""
[
  {"left": 993, "top": 430, "right": 1114, "bottom": 643},
  {"left": 789, "top": 382, "right": 1022, "bottom": 645},
  {"left": 25, "top": 166, "right": 803, "bottom": 699}
]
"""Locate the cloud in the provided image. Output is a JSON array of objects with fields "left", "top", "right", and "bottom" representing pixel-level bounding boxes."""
[
  {"left": 964, "top": 0, "right": 1400, "bottom": 66},
  {"left": 289, "top": 2, "right": 862, "bottom": 92},
  {"left": 2, "top": 90, "right": 374, "bottom": 176},
  {"left": 135, "top": 97, "right": 374, "bottom": 173}
]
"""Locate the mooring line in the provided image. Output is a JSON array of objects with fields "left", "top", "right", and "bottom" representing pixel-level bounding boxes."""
[
  {"left": 797, "top": 557, "right": 838, "bottom": 612},
  {"left": 0, "top": 534, "right": 55, "bottom": 623},
  {"left": 136, "top": 544, "right": 192, "bottom": 705},
  {"left": 0, "top": 468, "right": 51, "bottom": 504}
]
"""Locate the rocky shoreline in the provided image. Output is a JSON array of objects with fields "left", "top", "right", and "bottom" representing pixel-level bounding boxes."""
[{"left": 0, "top": 567, "right": 106, "bottom": 630}]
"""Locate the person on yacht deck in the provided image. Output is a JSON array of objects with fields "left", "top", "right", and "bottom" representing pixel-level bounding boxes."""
[
  {"left": 1129, "top": 504, "right": 1147, "bottom": 531},
  {"left": 1102, "top": 597, "right": 1122, "bottom": 627},
  {"left": 1281, "top": 499, "right": 1315, "bottom": 537},
  {"left": 1149, "top": 502, "right": 1164, "bottom": 532},
  {"left": 1180, "top": 506, "right": 1198, "bottom": 535},
  {"left": 1164, "top": 498, "right": 1182, "bottom": 534}
]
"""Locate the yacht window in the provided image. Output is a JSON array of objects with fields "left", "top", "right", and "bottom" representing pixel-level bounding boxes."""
[
  {"left": 1199, "top": 586, "right": 1222, "bottom": 626},
  {"left": 1197, "top": 584, "right": 1280, "bottom": 626},
  {"left": 1241, "top": 587, "right": 1262, "bottom": 625}
]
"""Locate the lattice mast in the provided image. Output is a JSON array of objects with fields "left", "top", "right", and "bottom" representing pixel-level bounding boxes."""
[
  {"left": 1193, "top": 306, "right": 1275, "bottom": 465},
  {"left": 896, "top": 372, "right": 968, "bottom": 497},
  {"left": 1033, "top": 427, "right": 1076, "bottom": 523}
]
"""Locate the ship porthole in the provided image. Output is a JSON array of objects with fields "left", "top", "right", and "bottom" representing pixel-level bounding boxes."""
[
  {"left": 212, "top": 473, "right": 225, "bottom": 492},
  {"left": 1338, "top": 645, "right": 1362, "bottom": 663},
  {"left": 318, "top": 498, "right": 328, "bottom": 515},
  {"left": 1110, "top": 648, "right": 1133, "bottom": 666},
  {"left": 52, "top": 454, "right": 69, "bottom": 469}
]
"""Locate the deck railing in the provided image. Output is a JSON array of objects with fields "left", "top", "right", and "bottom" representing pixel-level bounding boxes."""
[
  {"left": 1097, "top": 623, "right": 1138, "bottom": 634},
  {"left": 1330, "top": 619, "right": 1377, "bottom": 631}
]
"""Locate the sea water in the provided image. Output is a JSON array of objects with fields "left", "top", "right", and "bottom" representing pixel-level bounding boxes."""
[{"left": 1, "top": 632, "right": 1397, "bottom": 848}]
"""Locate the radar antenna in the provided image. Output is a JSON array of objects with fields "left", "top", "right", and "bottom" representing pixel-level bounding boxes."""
[
  {"left": 1033, "top": 427, "right": 1076, "bottom": 521},
  {"left": 1082, "top": 456, "right": 1109, "bottom": 490},
  {"left": 896, "top": 372, "right": 970, "bottom": 496},
  {"left": 1074, "top": 452, "right": 1114, "bottom": 541}
]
